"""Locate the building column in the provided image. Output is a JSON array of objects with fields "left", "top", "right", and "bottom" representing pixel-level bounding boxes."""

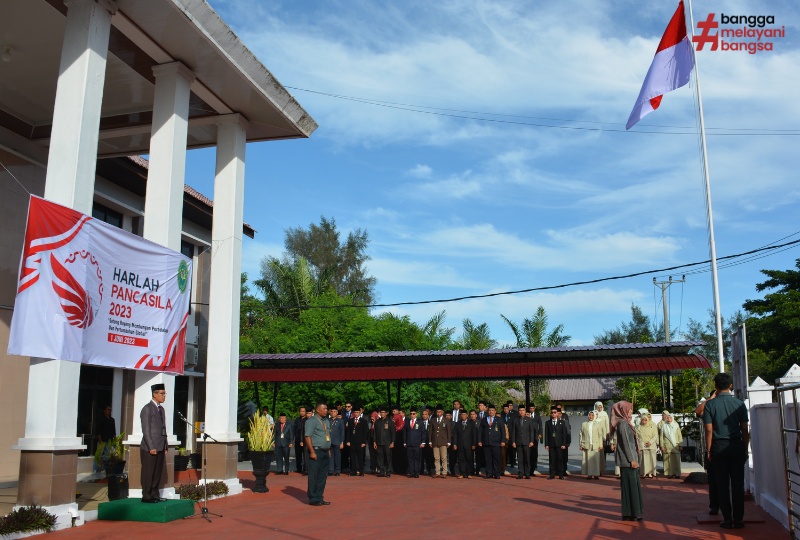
[
  {"left": 125, "top": 61, "right": 194, "bottom": 499},
  {"left": 14, "top": 0, "right": 115, "bottom": 523},
  {"left": 203, "top": 115, "right": 247, "bottom": 494}
]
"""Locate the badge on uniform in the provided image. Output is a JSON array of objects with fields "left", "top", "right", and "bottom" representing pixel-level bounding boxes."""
[
  {"left": 326, "top": 434, "right": 330, "bottom": 442},
  {"left": 384, "top": 423, "right": 388, "bottom": 430}
]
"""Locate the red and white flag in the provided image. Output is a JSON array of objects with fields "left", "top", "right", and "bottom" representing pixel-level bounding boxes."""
[{"left": 626, "top": 1, "right": 695, "bottom": 130}]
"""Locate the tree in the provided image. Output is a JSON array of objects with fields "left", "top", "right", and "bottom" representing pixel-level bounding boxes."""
[
  {"left": 254, "top": 256, "right": 331, "bottom": 320},
  {"left": 594, "top": 304, "right": 659, "bottom": 344},
  {"left": 743, "top": 258, "right": 800, "bottom": 384},
  {"left": 283, "top": 216, "right": 377, "bottom": 305},
  {"left": 500, "top": 306, "right": 571, "bottom": 348},
  {"left": 454, "top": 318, "right": 497, "bottom": 350},
  {"left": 500, "top": 307, "right": 569, "bottom": 408}
]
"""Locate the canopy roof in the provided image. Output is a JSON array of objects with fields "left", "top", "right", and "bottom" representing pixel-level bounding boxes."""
[
  {"left": 1, "top": 0, "right": 317, "bottom": 158},
  {"left": 240, "top": 341, "right": 711, "bottom": 383}
]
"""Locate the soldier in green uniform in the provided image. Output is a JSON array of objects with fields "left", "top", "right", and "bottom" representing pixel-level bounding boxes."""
[{"left": 305, "top": 401, "right": 332, "bottom": 506}]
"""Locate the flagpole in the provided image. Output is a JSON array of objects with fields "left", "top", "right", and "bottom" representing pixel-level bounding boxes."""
[{"left": 686, "top": 0, "right": 725, "bottom": 373}]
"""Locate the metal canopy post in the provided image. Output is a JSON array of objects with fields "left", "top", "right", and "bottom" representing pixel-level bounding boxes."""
[
  {"left": 396, "top": 380, "right": 402, "bottom": 408},
  {"left": 525, "top": 376, "right": 531, "bottom": 409}
]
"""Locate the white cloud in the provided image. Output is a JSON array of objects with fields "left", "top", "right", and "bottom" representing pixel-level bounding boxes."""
[{"left": 407, "top": 164, "right": 433, "bottom": 178}]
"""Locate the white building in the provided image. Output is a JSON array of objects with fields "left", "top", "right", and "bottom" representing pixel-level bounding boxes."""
[{"left": 0, "top": 0, "right": 316, "bottom": 526}]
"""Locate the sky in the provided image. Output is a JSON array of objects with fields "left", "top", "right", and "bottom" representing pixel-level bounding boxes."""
[{"left": 184, "top": 0, "right": 800, "bottom": 347}]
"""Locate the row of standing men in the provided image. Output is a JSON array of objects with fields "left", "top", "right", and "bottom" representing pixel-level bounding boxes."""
[{"left": 271, "top": 400, "right": 577, "bottom": 479}]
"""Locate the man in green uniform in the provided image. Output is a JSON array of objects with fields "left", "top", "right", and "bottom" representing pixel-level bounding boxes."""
[
  {"left": 703, "top": 372, "right": 749, "bottom": 530},
  {"left": 305, "top": 401, "right": 332, "bottom": 506}
]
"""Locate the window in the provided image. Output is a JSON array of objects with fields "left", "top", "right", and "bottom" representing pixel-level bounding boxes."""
[{"left": 92, "top": 202, "right": 123, "bottom": 229}]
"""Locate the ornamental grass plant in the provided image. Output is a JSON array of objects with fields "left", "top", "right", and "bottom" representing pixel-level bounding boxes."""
[{"left": 246, "top": 411, "right": 275, "bottom": 452}]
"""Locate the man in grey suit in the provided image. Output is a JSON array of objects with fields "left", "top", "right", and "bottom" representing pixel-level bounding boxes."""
[{"left": 140, "top": 383, "right": 168, "bottom": 503}]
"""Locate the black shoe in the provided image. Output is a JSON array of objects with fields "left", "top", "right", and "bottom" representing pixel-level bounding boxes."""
[
  {"left": 719, "top": 521, "right": 733, "bottom": 529},
  {"left": 526, "top": 476, "right": 531, "bottom": 479},
  {"left": 321, "top": 501, "right": 331, "bottom": 505},
  {"left": 733, "top": 523, "right": 744, "bottom": 529},
  {"left": 386, "top": 474, "right": 391, "bottom": 478},
  {"left": 548, "top": 476, "right": 555, "bottom": 480},
  {"left": 708, "top": 509, "right": 719, "bottom": 515},
  {"left": 517, "top": 475, "right": 523, "bottom": 479},
  {"left": 309, "top": 501, "right": 323, "bottom": 506},
  {"left": 559, "top": 476, "right": 565, "bottom": 480},
  {"left": 157, "top": 498, "right": 168, "bottom": 502},
  {"left": 141, "top": 498, "right": 158, "bottom": 504}
]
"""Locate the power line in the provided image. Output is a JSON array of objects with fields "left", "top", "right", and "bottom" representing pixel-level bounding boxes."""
[
  {"left": 244, "top": 237, "right": 800, "bottom": 311},
  {"left": 286, "top": 86, "right": 800, "bottom": 137}
]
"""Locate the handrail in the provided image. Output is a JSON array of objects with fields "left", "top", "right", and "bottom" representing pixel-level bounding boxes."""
[{"left": 776, "top": 383, "right": 800, "bottom": 538}]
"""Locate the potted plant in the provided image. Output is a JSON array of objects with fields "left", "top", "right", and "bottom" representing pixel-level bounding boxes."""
[
  {"left": 94, "top": 432, "right": 128, "bottom": 500},
  {"left": 174, "top": 446, "right": 190, "bottom": 471},
  {"left": 246, "top": 411, "right": 275, "bottom": 493}
]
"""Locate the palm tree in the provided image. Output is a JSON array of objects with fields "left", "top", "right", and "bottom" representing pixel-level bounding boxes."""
[
  {"left": 455, "top": 318, "right": 498, "bottom": 350},
  {"left": 500, "top": 306, "right": 571, "bottom": 348},
  {"left": 254, "top": 256, "right": 331, "bottom": 320}
]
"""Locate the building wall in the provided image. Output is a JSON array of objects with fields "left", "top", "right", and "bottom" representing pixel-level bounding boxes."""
[{"left": 0, "top": 148, "right": 46, "bottom": 484}]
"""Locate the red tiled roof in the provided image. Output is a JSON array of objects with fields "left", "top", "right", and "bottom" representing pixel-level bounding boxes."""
[{"left": 126, "top": 156, "right": 256, "bottom": 235}]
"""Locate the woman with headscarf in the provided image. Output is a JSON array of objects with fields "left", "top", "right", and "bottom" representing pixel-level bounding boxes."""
[
  {"left": 594, "top": 401, "right": 610, "bottom": 438},
  {"left": 611, "top": 401, "right": 643, "bottom": 521},
  {"left": 580, "top": 410, "right": 604, "bottom": 479},
  {"left": 660, "top": 412, "right": 683, "bottom": 478},
  {"left": 636, "top": 413, "right": 658, "bottom": 478},
  {"left": 594, "top": 401, "right": 612, "bottom": 476}
]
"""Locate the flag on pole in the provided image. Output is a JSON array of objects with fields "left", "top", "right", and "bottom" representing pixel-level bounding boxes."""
[{"left": 626, "top": 1, "right": 695, "bottom": 130}]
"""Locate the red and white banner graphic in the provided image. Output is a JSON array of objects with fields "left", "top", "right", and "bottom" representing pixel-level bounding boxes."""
[{"left": 8, "top": 196, "right": 192, "bottom": 374}]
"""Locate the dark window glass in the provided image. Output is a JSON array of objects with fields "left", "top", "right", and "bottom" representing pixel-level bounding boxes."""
[{"left": 92, "top": 202, "right": 123, "bottom": 229}]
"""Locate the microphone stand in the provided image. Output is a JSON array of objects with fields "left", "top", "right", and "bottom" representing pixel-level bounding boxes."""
[{"left": 176, "top": 412, "right": 222, "bottom": 522}]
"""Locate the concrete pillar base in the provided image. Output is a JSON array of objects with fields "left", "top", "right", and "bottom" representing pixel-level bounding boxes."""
[
  {"left": 124, "top": 444, "right": 175, "bottom": 496},
  {"left": 16, "top": 450, "right": 78, "bottom": 507},
  {"left": 202, "top": 442, "right": 240, "bottom": 488}
]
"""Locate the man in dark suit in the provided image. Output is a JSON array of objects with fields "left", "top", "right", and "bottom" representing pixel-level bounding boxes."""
[
  {"left": 556, "top": 404, "right": 571, "bottom": 475},
  {"left": 475, "top": 401, "right": 488, "bottom": 475},
  {"left": 420, "top": 408, "right": 435, "bottom": 476},
  {"left": 293, "top": 406, "right": 307, "bottom": 473},
  {"left": 478, "top": 404, "right": 506, "bottom": 479},
  {"left": 528, "top": 404, "right": 543, "bottom": 476},
  {"left": 346, "top": 408, "right": 369, "bottom": 476},
  {"left": 505, "top": 402, "right": 519, "bottom": 469},
  {"left": 140, "top": 383, "right": 168, "bottom": 503},
  {"left": 511, "top": 403, "right": 536, "bottom": 479},
  {"left": 545, "top": 406, "right": 570, "bottom": 479},
  {"left": 373, "top": 407, "right": 395, "bottom": 477},
  {"left": 274, "top": 413, "right": 294, "bottom": 475},
  {"left": 328, "top": 408, "right": 345, "bottom": 476},
  {"left": 403, "top": 409, "right": 426, "bottom": 478},
  {"left": 453, "top": 409, "right": 478, "bottom": 478}
]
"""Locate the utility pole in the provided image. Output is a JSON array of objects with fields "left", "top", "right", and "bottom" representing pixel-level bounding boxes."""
[{"left": 653, "top": 275, "right": 685, "bottom": 410}]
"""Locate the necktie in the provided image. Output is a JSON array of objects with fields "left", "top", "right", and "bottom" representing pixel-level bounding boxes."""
[
  {"left": 489, "top": 418, "right": 493, "bottom": 426},
  {"left": 411, "top": 420, "right": 415, "bottom": 429}
]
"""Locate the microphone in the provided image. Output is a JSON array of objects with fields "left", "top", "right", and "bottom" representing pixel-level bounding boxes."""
[{"left": 178, "top": 411, "right": 188, "bottom": 422}]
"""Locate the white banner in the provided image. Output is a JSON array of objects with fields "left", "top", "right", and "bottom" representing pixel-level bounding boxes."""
[{"left": 7, "top": 196, "right": 192, "bottom": 374}]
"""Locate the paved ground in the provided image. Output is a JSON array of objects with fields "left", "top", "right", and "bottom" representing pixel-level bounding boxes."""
[{"left": 44, "top": 467, "right": 782, "bottom": 540}]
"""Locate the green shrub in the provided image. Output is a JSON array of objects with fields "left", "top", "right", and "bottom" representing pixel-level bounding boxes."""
[
  {"left": 176, "top": 481, "right": 229, "bottom": 501},
  {"left": 0, "top": 505, "right": 57, "bottom": 535}
]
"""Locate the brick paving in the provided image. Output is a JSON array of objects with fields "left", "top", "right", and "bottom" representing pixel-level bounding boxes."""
[{"left": 46, "top": 470, "right": 783, "bottom": 540}]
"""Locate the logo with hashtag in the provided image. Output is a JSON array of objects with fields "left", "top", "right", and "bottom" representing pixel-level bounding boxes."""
[
  {"left": 693, "top": 13, "right": 718, "bottom": 50},
  {"left": 693, "top": 13, "right": 784, "bottom": 54}
]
